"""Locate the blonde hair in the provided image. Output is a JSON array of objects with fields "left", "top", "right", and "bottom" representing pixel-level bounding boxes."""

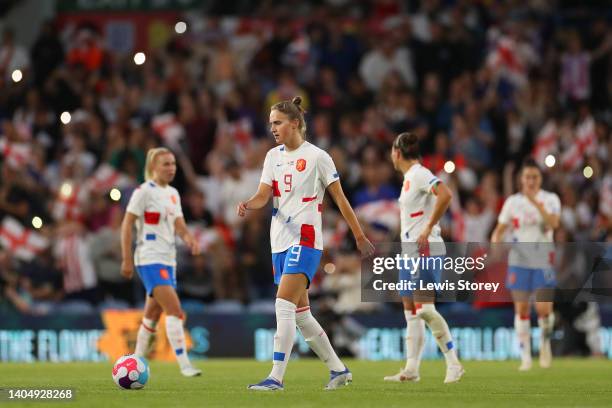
[{"left": 144, "top": 147, "right": 172, "bottom": 181}]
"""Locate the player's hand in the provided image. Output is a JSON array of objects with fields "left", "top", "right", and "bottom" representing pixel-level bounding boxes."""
[
  {"left": 237, "top": 201, "right": 248, "bottom": 217},
  {"left": 525, "top": 192, "right": 541, "bottom": 208},
  {"left": 356, "top": 235, "right": 375, "bottom": 258},
  {"left": 416, "top": 226, "right": 432, "bottom": 253},
  {"left": 185, "top": 235, "right": 201, "bottom": 256},
  {"left": 120, "top": 260, "right": 134, "bottom": 280}
]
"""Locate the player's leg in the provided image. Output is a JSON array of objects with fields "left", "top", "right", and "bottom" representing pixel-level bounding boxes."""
[
  {"left": 512, "top": 295, "right": 532, "bottom": 371},
  {"left": 508, "top": 266, "right": 534, "bottom": 371},
  {"left": 295, "top": 290, "right": 351, "bottom": 389},
  {"left": 295, "top": 291, "right": 344, "bottom": 372},
  {"left": 384, "top": 296, "right": 423, "bottom": 382},
  {"left": 152, "top": 284, "right": 201, "bottom": 377},
  {"left": 135, "top": 296, "right": 162, "bottom": 357},
  {"left": 250, "top": 273, "right": 306, "bottom": 390},
  {"left": 535, "top": 292, "right": 554, "bottom": 368},
  {"left": 413, "top": 259, "right": 463, "bottom": 383}
]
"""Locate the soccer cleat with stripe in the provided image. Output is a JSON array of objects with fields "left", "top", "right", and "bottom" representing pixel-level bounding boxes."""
[
  {"left": 247, "top": 377, "right": 284, "bottom": 391},
  {"left": 444, "top": 364, "right": 465, "bottom": 384},
  {"left": 180, "top": 365, "right": 202, "bottom": 377},
  {"left": 324, "top": 367, "right": 352, "bottom": 390},
  {"left": 519, "top": 357, "right": 533, "bottom": 371},
  {"left": 383, "top": 368, "right": 420, "bottom": 382}
]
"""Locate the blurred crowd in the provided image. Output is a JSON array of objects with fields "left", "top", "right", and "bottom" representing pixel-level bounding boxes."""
[{"left": 0, "top": 0, "right": 611, "bottom": 322}]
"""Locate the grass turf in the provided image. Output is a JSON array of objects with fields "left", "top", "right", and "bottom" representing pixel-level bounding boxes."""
[{"left": 0, "top": 358, "right": 610, "bottom": 407}]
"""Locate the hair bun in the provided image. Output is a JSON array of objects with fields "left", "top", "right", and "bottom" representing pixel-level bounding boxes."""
[
  {"left": 292, "top": 96, "right": 302, "bottom": 107},
  {"left": 405, "top": 133, "right": 418, "bottom": 144}
]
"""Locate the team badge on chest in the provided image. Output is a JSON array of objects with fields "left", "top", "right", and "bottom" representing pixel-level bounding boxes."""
[{"left": 296, "top": 158, "right": 306, "bottom": 172}]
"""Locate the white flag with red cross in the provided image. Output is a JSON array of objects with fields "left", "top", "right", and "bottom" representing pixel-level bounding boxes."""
[{"left": 0, "top": 216, "right": 49, "bottom": 261}]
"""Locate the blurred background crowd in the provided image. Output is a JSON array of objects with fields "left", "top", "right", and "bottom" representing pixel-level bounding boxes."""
[{"left": 0, "top": 0, "right": 610, "bottom": 351}]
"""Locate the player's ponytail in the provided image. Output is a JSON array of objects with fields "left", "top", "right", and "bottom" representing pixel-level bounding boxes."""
[
  {"left": 271, "top": 96, "right": 307, "bottom": 137},
  {"left": 393, "top": 132, "right": 420, "bottom": 160},
  {"left": 144, "top": 147, "right": 172, "bottom": 181}
]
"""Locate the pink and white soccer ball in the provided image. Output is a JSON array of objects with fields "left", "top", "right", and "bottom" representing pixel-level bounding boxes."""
[{"left": 112, "top": 354, "right": 150, "bottom": 389}]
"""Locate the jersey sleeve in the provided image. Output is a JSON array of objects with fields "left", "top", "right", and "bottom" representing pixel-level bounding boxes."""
[
  {"left": 415, "top": 167, "right": 441, "bottom": 194},
  {"left": 497, "top": 196, "right": 514, "bottom": 224},
  {"left": 175, "top": 189, "right": 184, "bottom": 218},
  {"left": 544, "top": 193, "right": 561, "bottom": 215},
  {"left": 318, "top": 151, "right": 340, "bottom": 187},
  {"left": 126, "top": 187, "right": 146, "bottom": 216},
  {"left": 259, "top": 151, "right": 274, "bottom": 186}
]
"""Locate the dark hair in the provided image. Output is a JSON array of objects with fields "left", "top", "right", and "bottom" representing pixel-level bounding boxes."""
[
  {"left": 271, "top": 96, "right": 307, "bottom": 136},
  {"left": 520, "top": 157, "right": 541, "bottom": 173},
  {"left": 392, "top": 132, "right": 420, "bottom": 160}
]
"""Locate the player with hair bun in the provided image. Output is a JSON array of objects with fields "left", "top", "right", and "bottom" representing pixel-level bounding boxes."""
[
  {"left": 238, "top": 96, "right": 375, "bottom": 391},
  {"left": 121, "top": 147, "right": 202, "bottom": 377},
  {"left": 385, "top": 132, "right": 465, "bottom": 384}
]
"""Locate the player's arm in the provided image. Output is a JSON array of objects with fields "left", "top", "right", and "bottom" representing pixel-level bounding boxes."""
[
  {"left": 416, "top": 181, "right": 452, "bottom": 247},
  {"left": 490, "top": 223, "right": 508, "bottom": 243},
  {"left": 120, "top": 212, "right": 138, "bottom": 279},
  {"left": 327, "top": 180, "right": 375, "bottom": 257},
  {"left": 175, "top": 216, "right": 201, "bottom": 256},
  {"left": 237, "top": 183, "right": 272, "bottom": 216}
]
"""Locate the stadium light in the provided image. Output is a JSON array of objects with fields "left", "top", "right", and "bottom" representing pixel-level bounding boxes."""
[
  {"left": 323, "top": 263, "right": 336, "bottom": 274},
  {"left": 175, "top": 21, "right": 187, "bottom": 34},
  {"left": 11, "top": 69, "right": 22, "bottom": 83},
  {"left": 60, "top": 111, "right": 71, "bottom": 124},
  {"left": 31, "top": 216, "right": 43, "bottom": 229},
  {"left": 444, "top": 160, "right": 456, "bottom": 174},
  {"left": 544, "top": 155, "right": 556, "bottom": 168},
  {"left": 134, "top": 52, "right": 146, "bottom": 65},
  {"left": 60, "top": 182, "right": 73, "bottom": 199},
  {"left": 583, "top": 166, "right": 593, "bottom": 179},
  {"left": 110, "top": 188, "right": 121, "bottom": 201}
]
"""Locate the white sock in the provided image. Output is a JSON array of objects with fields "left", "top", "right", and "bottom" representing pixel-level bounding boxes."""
[
  {"left": 269, "top": 298, "right": 297, "bottom": 382},
  {"left": 135, "top": 317, "right": 157, "bottom": 357},
  {"left": 417, "top": 304, "right": 460, "bottom": 367},
  {"left": 538, "top": 313, "right": 554, "bottom": 347},
  {"left": 295, "top": 306, "right": 344, "bottom": 372},
  {"left": 404, "top": 309, "right": 425, "bottom": 373},
  {"left": 165, "top": 315, "right": 191, "bottom": 368},
  {"left": 515, "top": 314, "right": 532, "bottom": 362}
]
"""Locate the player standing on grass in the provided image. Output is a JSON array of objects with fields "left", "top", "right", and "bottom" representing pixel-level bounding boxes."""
[
  {"left": 237, "top": 97, "right": 375, "bottom": 391},
  {"left": 384, "top": 132, "right": 464, "bottom": 384},
  {"left": 491, "top": 158, "right": 560, "bottom": 370},
  {"left": 121, "top": 147, "right": 202, "bottom": 377}
]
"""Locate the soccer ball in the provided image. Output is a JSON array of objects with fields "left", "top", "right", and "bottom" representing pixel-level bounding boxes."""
[{"left": 112, "top": 354, "right": 150, "bottom": 390}]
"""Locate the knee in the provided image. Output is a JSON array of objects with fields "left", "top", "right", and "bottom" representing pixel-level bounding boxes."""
[
  {"left": 514, "top": 303, "right": 530, "bottom": 317},
  {"left": 275, "top": 298, "right": 297, "bottom": 320},
  {"left": 415, "top": 303, "right": 436, "bottom": 322}
]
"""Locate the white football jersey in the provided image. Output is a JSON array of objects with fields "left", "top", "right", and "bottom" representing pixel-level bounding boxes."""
[
  {"left": 497, "top": 190, "right": 561, "bottom": 268},
  {"left": 260, "top": 141, "right": 339, "bottom": 253},
  {"left": 398, "top": 164, "right": 445, "bottom": 255},
  {"left": 126, "top": 181, "right": 184, "bottom": 266}
]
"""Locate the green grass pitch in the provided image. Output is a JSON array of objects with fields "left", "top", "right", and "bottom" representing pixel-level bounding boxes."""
[{"left": 1, "top": 358, "right": 610, "bottom": 407}]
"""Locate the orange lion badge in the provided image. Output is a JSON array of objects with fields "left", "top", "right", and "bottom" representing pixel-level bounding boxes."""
[{"left": 296, "top": 159, "right": 306, "bottom": 172}]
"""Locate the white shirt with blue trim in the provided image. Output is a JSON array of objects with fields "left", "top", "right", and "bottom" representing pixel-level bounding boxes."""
[
  {"left": 398, "top": 163, "right": 445, "bottom": 255},
  {"left": 126, "top": 181, "right": 183, "bottom": 266},
  {"left": 260, "top": 141, "right": 338, "bottom": 253}
]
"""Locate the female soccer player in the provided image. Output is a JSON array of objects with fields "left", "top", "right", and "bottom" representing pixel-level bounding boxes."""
[
  {"left": 121, "top": 147, "right": 202, "bottom": 377},
  {"left": 238, "top": 97, "right": 374, "bottom": 391},
  {"left": 491, "top": 158, "right": 560, "bottom": 370},
  {"left": 384, "top": 132, "right": 464, "bottom": 384}
]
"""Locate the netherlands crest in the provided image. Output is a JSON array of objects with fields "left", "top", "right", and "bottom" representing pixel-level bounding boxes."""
[{"left": 296, "top": 159, "right": 306, "bottom": 172}]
